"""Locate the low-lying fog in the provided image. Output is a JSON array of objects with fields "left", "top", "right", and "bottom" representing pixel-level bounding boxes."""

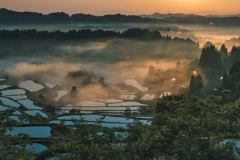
[
  {"left": 1, "top": 22, "right": 240, "bottom": 50},
  {"left": 176, "top": 24, "right": 240, "bottom": 49},
  {"left": 0, "top": 53, "right": 195, "bottom": 106},
  {"left": 1, "top": 22, "right": 239, "bottom": 104},
  {"left": 0, "top": 23, "right": 185, "bottom": 33},
  {"left": 0, "top": 58, "right": 180, "bottom": 85},
  {"left": 0, "top": 22, "right": 195, "bottom": 50}
]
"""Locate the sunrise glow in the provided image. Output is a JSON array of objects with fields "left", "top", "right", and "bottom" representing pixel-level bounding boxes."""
[{"left": 1, "top": 0, "right": 240, "bottom": 15}]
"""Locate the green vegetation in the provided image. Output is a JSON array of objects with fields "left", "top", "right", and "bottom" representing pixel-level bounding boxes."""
[
  {"left": 51, "top": 95, "right": 240, "bottom": 159},
  {"left": 189, "top": 74, "right": 203, "bottom": 95},
  {"left": 2, "top": 9, "right": 240, "bottom": 159},
  {"left": 2, "top": 94, "right": 240, "bottom": 159},
  {"left": 0, "top": 28, "right": 164, "bottom": 40},
  {"left": 0, "top": 110, "right": 36, "bottom": 159}
]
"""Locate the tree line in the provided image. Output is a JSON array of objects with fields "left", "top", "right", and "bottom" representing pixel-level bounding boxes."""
[
  {"left": 0, "top": 28, "right": 197, "bottom": 42},
  {"left": 0, "top": 8, "right": 161, "bottom": 24},
  {"left": 188, "top": 43, "right": 240, "bottom": 102}
]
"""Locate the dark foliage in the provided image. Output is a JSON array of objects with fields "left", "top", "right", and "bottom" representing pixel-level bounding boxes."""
[
  {"left": 65, "top": 70, "right": 98, "bottom": 87},
  {"left": 229, "top": 62, "right": 240, "bottom": 75},
  {"left": 0, "top": 28, "right": 199, "bottom": 45},
  {"left": 71, "top": 86, "right": 78, "bottom": 98},
  {"left": 189, "top": 74, "right": 203, "bottom": 94},
  {"left": 200, "top": 45, "right": 222, "bottom": 69},
  {"left": 0, "top": 8, "right": 161, "bottom": 24},
  {"left": 220, "top": 44, "right": 228, "bottom": 61},
  {"left": 163, "top": 15, "right": 240, "bottom": 26}
]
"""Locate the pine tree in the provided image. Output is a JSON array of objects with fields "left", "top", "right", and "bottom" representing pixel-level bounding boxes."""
[
  {"left": 220, "top": 44, "right": 228, "bottom": 61},
  {"left": 196, "top": 75, "right": 203, "bottom": 91},
  {"left": 199, "top": 45, "right": 222, "bottom": 69},
  {"left": 230, "top": 46, "right": 240, "bottom": 62},
  {"left": 229, "top": 62, "right": 240, "bottom": 75},
  {"left": 189, "top": 75, "right": 195, "bottom": 94},
  {"left": 189, "top": 74, "right": 203, "bottom": 94}
]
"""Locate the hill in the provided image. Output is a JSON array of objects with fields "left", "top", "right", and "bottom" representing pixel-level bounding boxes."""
[
  {"left": 0, "top": 8, "right": 162, "bottom": 24},
  {"left": 140, "top": 12, "right": 197, "bottom": 19},
  {"left": 162, "top": 15, "right": 240, "bottom": 26}
]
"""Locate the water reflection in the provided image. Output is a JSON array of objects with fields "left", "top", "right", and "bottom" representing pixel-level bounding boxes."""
[{"left": 6, "top": 126, "right": 51, "bottom": 138}]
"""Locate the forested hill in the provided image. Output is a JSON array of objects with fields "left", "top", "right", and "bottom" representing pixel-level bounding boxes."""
[
  {"left": 0, "top": 28, "right": 197, "bottom": 44},
  {"left": 162, "top": 15, "right": 240, "bottom": 26},
  {"left": 0, "top": 8, "right": 162, "bottom": 24}
]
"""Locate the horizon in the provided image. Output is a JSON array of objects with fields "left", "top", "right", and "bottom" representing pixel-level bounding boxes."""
[
  {"left": 1, "top": 0, "right": 240, "bottom": 16},
  {"left": 3, "top": 0, "right": 240, "bottom": 159},
  {"left": 1, "top": 7, "right": 240, "bottom": 16}
]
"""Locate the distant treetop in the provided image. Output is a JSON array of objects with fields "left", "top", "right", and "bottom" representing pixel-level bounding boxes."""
[{"left": 0, "top": 8, "right": 161, "bottom": 24}]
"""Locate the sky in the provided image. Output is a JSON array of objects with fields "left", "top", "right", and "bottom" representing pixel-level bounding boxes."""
[{"left": 1, "top": 0, "right": 240, "bottom": 15}]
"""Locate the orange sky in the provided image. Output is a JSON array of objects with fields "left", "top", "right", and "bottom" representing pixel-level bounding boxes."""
[{"left": 1, "top": 0, "right": 240, "bottom": 15}]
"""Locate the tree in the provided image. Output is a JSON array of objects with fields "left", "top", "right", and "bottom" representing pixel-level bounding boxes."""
[
  {"left": 54, "top": 120, "right": 124, "bottom": 160},
  {"left": 229, "top": 46, "right": 240, "bottom": 63},
  {"left": 124, "top": 107, "right": 132, "bottom": 118},
  {"left": 199, "top": 45, "right": 222, "bottom": 69},
  {"left": 219, "top": 62, "right": 240, "bottom": 100},
  {"left": 230, "top": 82, "right": 240, "bottom": 101},
  {"left": 189, "top": 74, "right": 203, "bottom": 94},
  {"left": 154, "top": 94, "right": 240, "bottom": 159},
  {"left": 98, "top": 77, "right": 105, "bottom": 86},
  {"left": 0, "top": 110, "right": 36, "bottom": 159},
  {"left": 203, "top": 41, "right": 214, "bottom": 48},
  {"left": 229, "top": 61, "right": 240, "bottom": 75},
  {"left": 71, "top": 86, "right": 78, "bottom": 98},
  {"left": 69, "top": 109, "right": 80, "bottom": 114},
  {"left": 44, "top": 105, "right": 56, "bottom": 114},
  {"left": 220, "top": 44, "right": 228, "bottom": 61},
  {"left": 39, "top": 95, "right": 240, "bottom": 159},
  {"left": 148, "top": 66, "right": 156, "bottom": 76}
]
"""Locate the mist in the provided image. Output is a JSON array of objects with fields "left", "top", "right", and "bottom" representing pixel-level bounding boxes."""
[
  {"left": 176, "top": 24, "right": 240, "bottom": 49},
  {"left": 1, "top": 21, "right": 239, "bottom": 106},
  {"left": 0, "top": 52, "right": 201, "bottom": 108}
]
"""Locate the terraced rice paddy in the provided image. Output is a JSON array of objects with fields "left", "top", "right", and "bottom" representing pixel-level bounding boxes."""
[
  {"left": 18, "top": 80, "right": 44, "bottom": 92},
  {"left": 1, "top": 89, "right": 26, "bottom": 96},
  {"left": 6, "top": 126, "right": 52, "bottom": 138},
  {"left": 25, "top": 110, "right": 48, "bottom": 118},
  {"left": 18, "top": 99, "right": 42, "bottom": 110},
  {"left": 1, "top": 78, "right": 153, "bottom": 155}
]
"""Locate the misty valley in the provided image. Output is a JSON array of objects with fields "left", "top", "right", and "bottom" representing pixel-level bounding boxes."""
[{"left": 2, "top": 8, "right": 240, "bottom": 160}]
